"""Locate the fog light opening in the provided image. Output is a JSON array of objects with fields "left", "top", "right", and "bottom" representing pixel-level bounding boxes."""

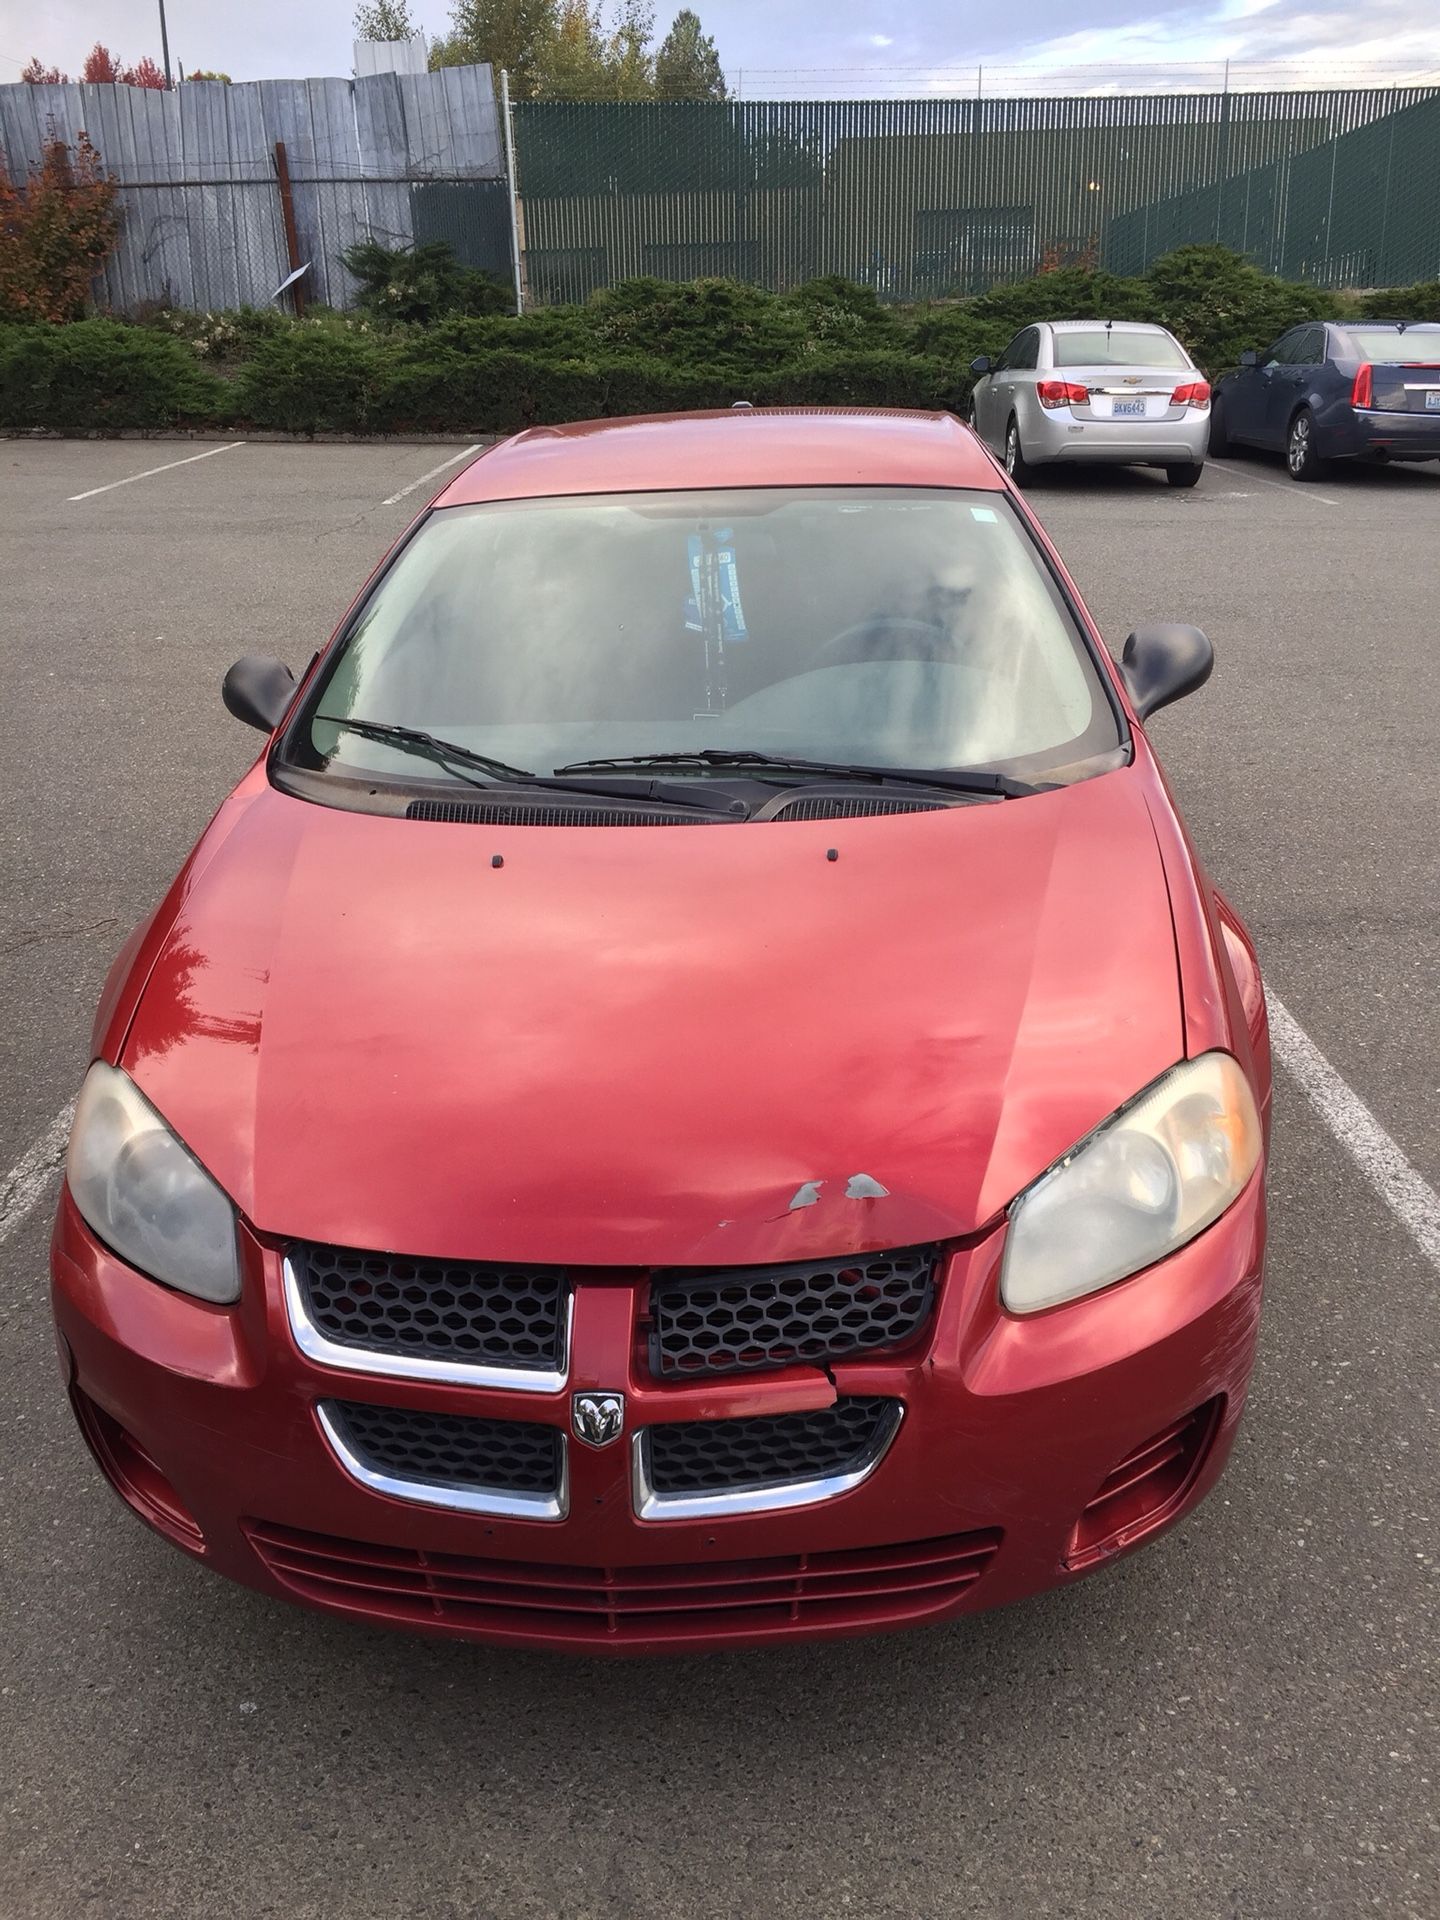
[
  {"left": 1064, "top": 1397, "right": 1223, "bottom": 1571},
  {"left": 70, "top": 1386, "right": 206, "bottom": 1552}
]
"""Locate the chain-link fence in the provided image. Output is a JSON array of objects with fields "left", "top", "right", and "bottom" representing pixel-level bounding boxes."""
[{"left": 511, "top": 88, "right": 1440, "bottom": 303}]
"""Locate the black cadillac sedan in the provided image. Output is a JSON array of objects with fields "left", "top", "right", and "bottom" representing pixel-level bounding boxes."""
[{"left": 1210, "top": 320, "right": 1440, "bottom": 480}]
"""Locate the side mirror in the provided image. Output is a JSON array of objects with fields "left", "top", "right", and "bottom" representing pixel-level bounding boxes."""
[
  {"left": 1239, "top": 348, "right": 1260, "bottom": 367},
  {"left": 223, "top": 655, "right": 296, "bottom": 733},
  {"left": 1120, "top": 624, "right": 1213, "bottom": 721},
  {"left": 969, "top": 356, "right": 991, "bottom": 376}
]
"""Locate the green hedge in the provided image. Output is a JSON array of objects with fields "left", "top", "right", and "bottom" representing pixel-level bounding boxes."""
[{"left": 2, "top": 248, "right": 1435, "bottom": 437}]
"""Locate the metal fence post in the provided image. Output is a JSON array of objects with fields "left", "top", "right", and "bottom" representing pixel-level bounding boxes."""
[
  {"left": 273, "top": 141, "right": 306, "bottom": 316},
  {"left": 501, "top": 69, "right": 525, "bottom": 315}
]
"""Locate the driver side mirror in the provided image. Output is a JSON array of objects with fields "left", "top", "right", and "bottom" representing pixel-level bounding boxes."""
[
  {"left": 223, "top": 655, "right": 296, "bottom": 733},
  {"left": 1119, "top": 624, "right": 1213, "bottom": 721},
  {"left": 969, "top": 356, "right": 991, "bottom": 376},
  {"left": 1239, "top": 349, "right": 1260, "bottom": 367}
]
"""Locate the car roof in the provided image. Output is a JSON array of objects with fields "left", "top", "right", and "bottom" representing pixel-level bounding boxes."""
[
  {"left": 437, "top": 408, "right": 1005, "bottom": 506},
  {"left": 1046, "top": 319, "right": 1174, "bottom": 334},
  {"left": 1331, "top": 318, "right": 1440, "bottom": 329}
]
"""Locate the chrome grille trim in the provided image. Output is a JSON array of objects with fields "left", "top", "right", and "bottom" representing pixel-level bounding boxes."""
[
  {"left": 283, "top": 1256, "right": 573, "bottom": 1393},
  {"left": 630, "top": 1403, "right": 904, "bottom": 1521},
  {"left": 316, "top": 1402, "right": 570, "bottom": 1521}
]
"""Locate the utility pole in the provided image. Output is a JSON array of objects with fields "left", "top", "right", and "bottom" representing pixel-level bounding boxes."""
[
  {"left": 501, "top": 71, "right": 525, "bottom": 317},
  {"left": 158, "top": 0, "right": 173, "bottom": 87}
]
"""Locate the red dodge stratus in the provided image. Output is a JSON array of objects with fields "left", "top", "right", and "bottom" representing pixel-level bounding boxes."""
[{"left": 52, "top": 409, "right": 1270, "bottom": 1655}]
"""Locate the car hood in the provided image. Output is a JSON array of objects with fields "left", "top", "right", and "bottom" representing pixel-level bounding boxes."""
[{"left": 122, "top": 772, "right": 1183, "bottom": 1267}]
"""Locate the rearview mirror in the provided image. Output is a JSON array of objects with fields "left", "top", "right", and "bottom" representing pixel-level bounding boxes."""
[
  {"left": 1119, "top": 624, "right": 1213, "bottom": 721},
  {"left": 969, "top": 356, "right": 991, "bottom": 376},
  {"left": 223, "top": 655, "right": 296, "bottom": 733},
  {"left": 1239, "top": 349, "right": 1260, "bottom": 367}
]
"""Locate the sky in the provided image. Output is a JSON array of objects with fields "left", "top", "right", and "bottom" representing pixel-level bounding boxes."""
[{"left": 2, "top": 0, "right": 1437, "bottom": 92}]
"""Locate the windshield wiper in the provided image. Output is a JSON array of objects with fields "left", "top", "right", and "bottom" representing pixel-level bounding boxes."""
[
  {"left": 554, "top": 748, "right": 1044, "bottom": 800},
  {"left": 313, "top": 716, "right": 746, "bottom": 815}
]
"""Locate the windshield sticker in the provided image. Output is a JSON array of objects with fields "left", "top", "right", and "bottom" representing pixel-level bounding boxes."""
[
  {"left": 970, "top": 507, "right": 999, "bottom": 523},
  {"left": 685, "top": 529, "right": 749, "bottom": 640}
]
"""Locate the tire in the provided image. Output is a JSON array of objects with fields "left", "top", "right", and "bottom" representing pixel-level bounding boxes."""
[
  {"left": 1286, "top": 407, "right": 1328, "bottom": 481},
  {"left": 1004, "top": 415, "right": 1038, "bottom": 486},
  {"left": 1166, "top": 462, "right": 1203, "bottom": 489},
  {"left": 1208, "top": 397, "right": 1232, "bottom": 457}
]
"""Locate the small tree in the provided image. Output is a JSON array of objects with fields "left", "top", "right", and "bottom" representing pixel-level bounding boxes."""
[
  {"left": 21, "top": 59, "right": 69, "bottom": 84},
  {"left": 81, "top": 44, "right": 123, "bottom": 82},
  {"left": 0, "top": 131, "right": 122, "bottom": 324},
  {"left": 125, "top": 56, "right": 168, "bottom": 89},
  {"left": 434, "top": 0, "right": 558, "bottom": 93},
  {"left": 607, "top": 0, "right": 655, "bottom": 98},
  {"left": 655, "top": 9, "right": 725, "bottom": 100},
  {"left": 354, "top": 0, "right": 417, "bottom": 40}
]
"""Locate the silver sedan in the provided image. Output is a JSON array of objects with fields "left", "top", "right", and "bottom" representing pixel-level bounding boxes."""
[{"left": 968, "top": 321, "right": 1211, "bottom": 488}]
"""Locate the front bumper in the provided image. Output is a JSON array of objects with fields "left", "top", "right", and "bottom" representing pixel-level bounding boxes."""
[
  {"left": 51, "top": 1178, "right": 1266, "bottom": 1655},
  {"left": 1026, "top": 407, "right": 1210, "bottom": 467}
]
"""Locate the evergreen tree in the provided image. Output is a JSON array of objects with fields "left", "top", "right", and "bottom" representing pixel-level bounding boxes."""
[{"left": 654, "top": 9, "right": 725, "bottom": 100}]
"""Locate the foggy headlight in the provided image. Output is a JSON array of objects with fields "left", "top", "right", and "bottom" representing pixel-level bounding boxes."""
[
  {"left": 1000, "top": 1052, "right": 1261, "bottom": 1314},
  {"left": 66, "top": 1062, "right": 242, "bottom": 1303}
]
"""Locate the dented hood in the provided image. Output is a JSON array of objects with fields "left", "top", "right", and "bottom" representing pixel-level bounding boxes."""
[{"left": 122, "top": 772, "right": 1182, "bottom": 1266}]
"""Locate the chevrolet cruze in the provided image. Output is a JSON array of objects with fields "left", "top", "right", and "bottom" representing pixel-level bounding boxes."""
[{"left": 52, "top": 409, "right": 1270, "bottom": 1654}]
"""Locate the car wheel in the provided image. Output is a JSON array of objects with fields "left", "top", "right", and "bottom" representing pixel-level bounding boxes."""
[
  {"left": 1005, "top": 417, "right": 1037, "bottom": 486},
  {"left": 1286, "top": 407, "right": 1327, "bottom": 482},
  {"left": 1208, "top": 397, "right": 1231, "bottom": 457},
  {"left": 1166, "top": 463, "right": 1203, "bottom": 489}
]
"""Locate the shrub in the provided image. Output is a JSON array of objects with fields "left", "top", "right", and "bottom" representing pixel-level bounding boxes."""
[
  {"left": 1141, "top": 244, "right": 1337, "bottom": 371},
  {"left": 340, "top": 238, "right": 512, "bottom": 325},
  {"left": 0, "top": 319, "right": 228, "bottom": 429},
  {"left": 1354, "top": 281, "right": 1440, "bottom": 323},
  {"left": 231, "top": 327, "right": 398, "bottom": 433},
  {"left": 0, "top": 132, "right": 122, "bottom": 324}
]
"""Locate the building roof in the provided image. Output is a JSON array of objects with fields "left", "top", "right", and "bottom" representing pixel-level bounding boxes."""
[{"left": 437, "top": 408, "right": 1004, "bottom": 506}]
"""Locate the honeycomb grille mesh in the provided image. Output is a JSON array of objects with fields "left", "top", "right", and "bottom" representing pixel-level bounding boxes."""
[
  {"left": 325, "top": 1400, "right": 561, "bottom": 1495},
  {"left": 648, "top": 1247, "right": 937, "bottom": 1377},
  {"left": 294, "top": 1243, "right": 567, "bottom": 1371},
  {"left": 645, "top": 1397, "right": 898, "bottom": 1493}
]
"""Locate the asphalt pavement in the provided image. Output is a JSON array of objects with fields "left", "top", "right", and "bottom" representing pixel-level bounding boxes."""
[{"left": 0, "top": 436, "right": 1435, "bottom": 1920}]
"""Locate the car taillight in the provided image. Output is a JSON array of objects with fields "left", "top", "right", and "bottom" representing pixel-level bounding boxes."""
[
  {"left": 1351, "top": 363, "right": 1373, "bottom": 407},
  {"left": 1037, "top": 379, "right": 1089, "bottom": 409},
  {"left": 1170, "top": 380, "right": 1211, "bottom": 408}
]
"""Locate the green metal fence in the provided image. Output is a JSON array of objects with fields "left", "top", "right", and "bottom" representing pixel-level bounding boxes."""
[{"left": 511, "top": 89, "right": 1440, "bottom": 303}]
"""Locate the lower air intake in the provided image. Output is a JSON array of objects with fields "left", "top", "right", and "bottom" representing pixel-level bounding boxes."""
[{"left": 1065, "top": 1398, "right": 1222, "bottom": 1569}]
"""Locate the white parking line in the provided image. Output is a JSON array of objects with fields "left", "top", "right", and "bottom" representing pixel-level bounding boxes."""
[
  {"left": 0, "top": 1099, "right": 75, "bottom": 1248},
  {"left": 382, "top": 444, "right": 484, "bottom": 508},
  {"left": 68, "top": 443, "right": 246, "bottom": 502},
  {"left": 3, "top": 997, "right": 1438, "bottom": 1273},
  {"left": 1267, "top": 992, "right": 1440, "bottom": 1273},
  {"left": 1207, "top": 458, "right": 1338, "bottom": 508}
]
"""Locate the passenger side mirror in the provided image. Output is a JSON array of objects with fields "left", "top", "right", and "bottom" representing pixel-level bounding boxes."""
[
  {"left": 223, "top": 655, "right": 297, "bottom": 733},
  {"left": 1239, "top": 349, "right": 1260, "bottom": 367},
  {"left": 969, "top": 356, "right": 991, "bottom": 376},
  {"left": 1119, "top": 624, "right": 1213, "bottom": 721}
]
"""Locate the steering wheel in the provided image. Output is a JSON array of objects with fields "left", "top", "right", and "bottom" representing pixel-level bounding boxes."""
[{"left": 812, "top": 615, "right": 958, "bottom": 668}]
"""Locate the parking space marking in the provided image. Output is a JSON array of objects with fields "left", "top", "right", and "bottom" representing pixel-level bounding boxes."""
[
  {"left": 1207, "top": 458, "right": 1338, "bottom": 507},
  {"left": 67, "top": 443, "right": 246, "bottom": 502},
  {"left": 0, "top": 1099, "right": 74, "bottom": 1248},
  {"left": 381, "top": 444, "right": 485, "bottom": 508},
  {"left": 1268, "top": 991, "right": 1440, "bottom": 1272}
]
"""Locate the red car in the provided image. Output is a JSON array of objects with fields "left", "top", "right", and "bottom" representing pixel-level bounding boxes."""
[{"left": 52, "top": 410, "right": 1270, "bottom": 1654}]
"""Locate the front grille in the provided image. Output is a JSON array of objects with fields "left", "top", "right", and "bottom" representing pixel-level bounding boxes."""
[
  {"left": 646, "top": 1398, "right": 898, "bottom": 1493},
  {"left": 291, "top": 1243, "right": 568, "bottom": 1375},
  {"left": 406, "top": 799, "right": 715, "bottom": 826},
  {"left": 648, "top": 1246, "right": 937, "bottom": 1378},
  {"left": 246, "top": 1519, "right": 1002, "bottom": 1645},
  {"left": 768, "top": 794, "right": 950, "bottom": 820},
  {"left": 322, "top": 1400, "right": 561, "bottom": 1496}
]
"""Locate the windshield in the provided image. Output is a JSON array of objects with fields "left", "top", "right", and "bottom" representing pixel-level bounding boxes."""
[
  {"left": 1335, "top": 326, "right": 1440, "bottom": 362},
  {"left": 287, "top": 487, "right": 1120, "bottom": 789},
  {"left": 1052, "top": 330, "right": 1189, "bottom": 369}
]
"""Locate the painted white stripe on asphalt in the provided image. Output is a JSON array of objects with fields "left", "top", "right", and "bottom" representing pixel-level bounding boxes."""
[
  {"left": 68, "top": 443, "right": 246, "bottom": 502},
  {"left": 1267, "top": 991, "right": 1440, "bottom": 1273},
  {"left": 0, "top": 1099, "right": 75, "bottom": 1248},
  {"left": 382, "top": 444, "right": 484, "bottom": 508},
  {"left": 1208, "top": 458, "right": 1338, "bottom": 507}
]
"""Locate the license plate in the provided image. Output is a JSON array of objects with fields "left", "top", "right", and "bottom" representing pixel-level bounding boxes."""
[
  {"left": 1112, "top": 399, "right": 1146, "bottom": 418},
  {"left": 1426, "top": 391, "right": 1440, "bottom": 411}
]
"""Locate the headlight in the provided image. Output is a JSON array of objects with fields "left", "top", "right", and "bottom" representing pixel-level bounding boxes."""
[
  {"left": 66, "top": 1063, "right": 242, "bottom": 1303},
  {"left": 1000, "top": 1052, "right": 1261, "bottom": 1315}
]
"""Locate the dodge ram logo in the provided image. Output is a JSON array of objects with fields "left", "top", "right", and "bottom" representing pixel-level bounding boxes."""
[{"left": 572, "top": 1391, "right": 625, "bottom": 1448}]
